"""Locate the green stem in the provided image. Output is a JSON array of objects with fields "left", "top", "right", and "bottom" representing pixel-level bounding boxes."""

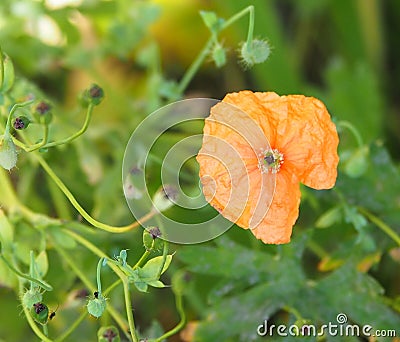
[
  {"left": 54, "top": 311, "right": 87, "bottom": 342},
  {"left": 25, "top": 123, "right": 49, "bottom": 152},
  {"left": 283, "top": 305, "right": 304, "bottom": 321},
  {"left": 0, "top": 254, "right": 53, "bottom": 291},
  {"left": 156, "top": 240, "right": 168, "bottom": 279},
  {"left": 4, "top": 100, "right": 35, "bottom": 138},
  {"left": 0, "top": 167, "right": 19, "bottom": 207},
  {"left": 123, "top": 279, "right": 138, "bottom": 342},
  {"left": 103, "top": 279, "right": 122, "bottom": 296},
  {"left": 39, "top": 103, "right": 94, "bottom": 149},
  {"left": 22, "top": 301, "right": 53, "bottom": 342},
  {"left": 18, "top": 275, "right": 53, "bottom": 342},
  {"left": 62, "top": 230, "right": 139, "bottom": 342},
  {"left": 337, "top": 120, "right": 364, "bottom": 148},
  {"left": 0, "top": 47, "right": 4, "bottom": 91},
  {"left": 31, "top": 152, "right": 154, "bottom": 233},
  {"left": 307, "top": 240, "right": 329, "bottom": 259},
  {"left": 29, "top": 250, "right": 35, "bottom": 290},
  {"left": 104, "top": 258, "right": 138, "bottom": 342},
  {"left": 357, "top": 207, "right": 400, "bottom": 246},
  {"left": 177, "top": 38, "right": 214, "bottom": 94},
  {"left": 177, "top": 5, "right": 254, "bottom": 95},
  {"left": 132, "top": 239, "right": 155, "bottom": 270},
  {"left": 96, "top": 257, "right": 104, "bottom": 295},
  {"left": 52, "top": 236, "right": 130, "bottom": 339},
  {"left": 221, "top": 5, "right": 254, "bottom": 30},
  {"left": 15, "top": 102, "right": 92, "bottom": 152},
  {"left": 155, "top": 293, "right": 185, "bottom": 342},
  {"left": 43, "top": 324, "right": 49, "bottom": 337}
]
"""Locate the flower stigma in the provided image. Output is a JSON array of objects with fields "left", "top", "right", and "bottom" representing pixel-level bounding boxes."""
[{"left": 258, "top": 148, "right": 284, "bottom": 174}]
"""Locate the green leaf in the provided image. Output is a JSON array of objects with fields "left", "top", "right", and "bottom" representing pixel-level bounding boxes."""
[
  {"left": 343, "top": 205, "right": 367, "bottom": 231},
  {"left": 129, "top": 269, "right": 149, "bottom": 293},
  {"left": 0, "top": 134, "right": 17, "bottom": 171},
  {"left": 139, "top": 255, "right": 172, "bottom": 279},
  {"left": 199, "top": 11, "right": 222, "bottom": 31},
  {"left": 0, "top": 53, "right": 15, "bottom": 93},
  {"left": 35, "top": 250, "right": 48, "bottom": 278},
  {"left": 315, "top": 206, "right": 343, "bottom": 228},
  {"left": 0, "top": 209, "right": 14, "bottom": 252},
  {"left": 50, "top": 228, "right": 77, "bottom": 249},
  {"left": 344, "top": 146, "right": 369, "bottom": 178},
  {"left": 0, "top": 258, "right": 18, "bottom": 289}
]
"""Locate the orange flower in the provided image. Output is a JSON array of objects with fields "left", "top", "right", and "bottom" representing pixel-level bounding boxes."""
[{"left": 197, "top": 91, "right": 339, "bottom": 244}]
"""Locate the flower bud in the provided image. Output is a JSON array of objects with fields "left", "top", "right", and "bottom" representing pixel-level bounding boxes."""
[
  {"left": 98, "top": 326, "right": 120, "bottom": 342},
  {"left": 22, "top": 289, "right": 43, "bottom": 309},
  {"left": 13, "top": 116, "right": 30, "bottom": 130},
  {"left": 34, "top": 101, "right": 52, "bottom": 124},
  {"left": 80, "top": 84, "right": 104, "bottom": 107},
  {"left": 0, "top": 134, "right": 17, "bottom": 170},
  {"left": 35, "top": 101, "right": 51, "bottom": 115},
  {"left": 239, "top": 39, "right": 271, "bottom": 68}
]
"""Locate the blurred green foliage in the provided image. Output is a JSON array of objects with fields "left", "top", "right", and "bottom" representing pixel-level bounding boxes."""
[{"left": 0, "top": 0, "right": 399, "bottom": 341}]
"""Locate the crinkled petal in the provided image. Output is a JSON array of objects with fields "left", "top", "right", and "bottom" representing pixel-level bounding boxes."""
[
  {"left": 254, "top": 92, "right": 339, "bottom": 189},
  {"left": 197, "top": 101, "right": 275, "bottom": 229},
  {"left": 224, "top": 91, "right": 339, "bottom": 189},
  {"left": 251, "top": 169, "right": 301, "bottom": 244}
]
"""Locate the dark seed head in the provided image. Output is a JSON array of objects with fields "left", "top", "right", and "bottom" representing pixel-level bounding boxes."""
[
  {"left": 103, "top": 328, "right": 117, "bottom": 342},
  {"left": 13, "top": 117, "right": 29, "bottom": 130},
  {"left": 89, "top": 84, "right": 104, "bottom": 99},
  {"left": 264, "top": 154, "right": 275, "bottom": 165},
  {"left": 33, "top": 302, "right": 46, "bottom": 314},
  {"left": 36, "top": 101, "right": 51, "bottom": 115},
  {"left": 163, "top": 185, "right": 178, "bottom": 201},
  {"left": 93, "top": 291, "right": 99, "bottom": 299},
  {"left": 148, "top": 226, "right": 162, "bottom": 239}
]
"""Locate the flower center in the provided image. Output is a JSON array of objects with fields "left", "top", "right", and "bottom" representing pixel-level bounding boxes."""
[{"left": 258, "top": 148, "right": 284, "bottom": 174}]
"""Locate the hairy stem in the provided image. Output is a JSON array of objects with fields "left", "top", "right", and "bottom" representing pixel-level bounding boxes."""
[{"left": 357, "top": 207, "right": 400, "bottom": 246}]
